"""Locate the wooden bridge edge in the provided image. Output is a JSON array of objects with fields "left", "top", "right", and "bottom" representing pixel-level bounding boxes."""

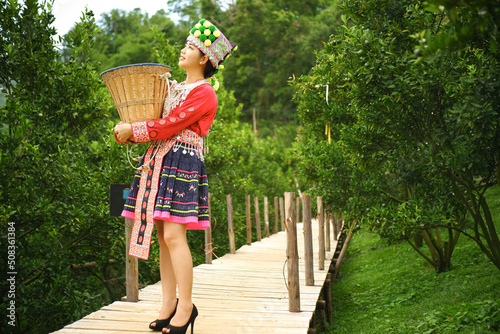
[{"left": 308, "top": 229, "right": 349, "bottom": 333}]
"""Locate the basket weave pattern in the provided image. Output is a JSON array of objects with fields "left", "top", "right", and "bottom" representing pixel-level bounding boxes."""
[{"left": 101, "top": 64, "right": 170, "bottom": 123}]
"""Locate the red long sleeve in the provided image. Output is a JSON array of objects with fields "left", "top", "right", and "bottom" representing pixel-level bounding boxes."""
[{"left": 130, "top": 82, "right": 217, "bottom": 143}]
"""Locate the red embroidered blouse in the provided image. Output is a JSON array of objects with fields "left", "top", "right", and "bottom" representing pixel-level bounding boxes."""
[{"left": 116, "top": 82, "right": 218, "bottom": 143}]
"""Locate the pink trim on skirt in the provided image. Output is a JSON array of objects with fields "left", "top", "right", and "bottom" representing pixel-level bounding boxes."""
[
  {"left": 121, "top": 209, "right": 209, "bottom": 230},
  {"left": 154, "top": 211, "right": 210, "bottom": 230}
]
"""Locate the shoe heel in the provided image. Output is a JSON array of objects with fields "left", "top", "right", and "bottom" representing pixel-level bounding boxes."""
[
  {"left": 163, "top": 304, "right": 198, "bottom": 334},
  {"left": 190, "top": 307, "right": 197, "bottom": 334}
]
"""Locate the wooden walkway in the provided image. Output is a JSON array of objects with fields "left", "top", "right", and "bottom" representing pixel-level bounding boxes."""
[{"left": 54, "top": 220, "right": 339, "bottom": 334}]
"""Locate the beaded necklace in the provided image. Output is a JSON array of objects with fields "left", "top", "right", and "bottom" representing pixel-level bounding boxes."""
[{"left": 162, "top": 79, "right": 208, "bottom": 118}]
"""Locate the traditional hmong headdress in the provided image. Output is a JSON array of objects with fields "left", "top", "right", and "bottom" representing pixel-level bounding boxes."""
[{"left": 187, "top": 19, "right": 237, "bottom": 71}]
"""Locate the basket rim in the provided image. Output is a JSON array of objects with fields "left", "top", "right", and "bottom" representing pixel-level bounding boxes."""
[{"left": 100, "top": 63, "right": 171, "bottom": 77}]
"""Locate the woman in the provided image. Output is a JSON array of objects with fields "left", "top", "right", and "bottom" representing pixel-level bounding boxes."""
[{"left": 114, "top": 19, "right": 236, "bottom": 334}]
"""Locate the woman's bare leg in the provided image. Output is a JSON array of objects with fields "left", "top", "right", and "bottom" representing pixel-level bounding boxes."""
[
  {"left": 153, "top": 221, "right": 178, "bottom": 324},
  {"left": 159, "top": 221, "right": 193, "bottom": 330}
]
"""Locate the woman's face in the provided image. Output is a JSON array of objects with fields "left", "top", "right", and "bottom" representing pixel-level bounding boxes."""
[{"left": 179, "top": 42, "right": 207, "bottom": 70}]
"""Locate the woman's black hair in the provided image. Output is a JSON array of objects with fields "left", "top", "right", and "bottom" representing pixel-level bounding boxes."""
[
  {"left": 200, "top": 41, "right": 237, "bottom": 78},
  {"left": 203, "top": 57, "right": 217, "bottom": 78}
]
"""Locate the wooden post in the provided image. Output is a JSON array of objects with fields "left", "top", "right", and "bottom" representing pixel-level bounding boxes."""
[
  {"left": 264, "top": 196, "right": 270, "bottom": 237},
  {"left": 323, "top": 209, "right": 328, "bottom": 265},
  {"left": 274, "top": 196, "right": 279, "bottom": 234},
  {"left": 317, "top": 300, "right": 326, "bottom": 329},
  {"left": 279, "top": 197, "right": 285, "bottom": 231},
  {"left": 333, "top": 213, "right": 338, "bottom": 241},
  {"left": 296, "top": 196, "right": 300, "bottom": 224},
  {"left": 325, "top": 273, "right": 333, "bottom": 325},
  {"left": 339, "top": 213, "right": 344, "bottom": 235},
  {"left": 246, "top": 194, "right": 252, "bottom": 245},
  {"left": 205, "top": 194, "right": 213, "bottom": 264},
  {"left": 254, "top": 196, "right": 262, "bottom": 241},
  {"left": 285, "top": 192, "right": 300, "bottom": 312},
  {"left": 335, "top": 229, "right": 354, "bottom": 274},
  {"left": 124, "top": 218, "right": 139, "bottom": 302},
  {"left": 303, "top": 194, "right": 314, "bottom": 286},
  {"left": 227, "top": 194, "right": 235, "bottom": 254},
  {"left": 317, "top": 197, "right": 325, "bottom": 270},
  {"left": 252, "top": 107, "right": 257, "bottom": 133},
  {"left": 325, "top": 212, "right": 331, "bottom": 252}
]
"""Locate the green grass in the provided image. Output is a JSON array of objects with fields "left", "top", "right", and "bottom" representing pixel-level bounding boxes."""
[{"left": 326, "top": 187, "right": 500, "bottom": 334}]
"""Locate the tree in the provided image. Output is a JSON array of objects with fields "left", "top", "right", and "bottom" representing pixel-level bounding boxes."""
[
  {"left": 293, "top": 0, "right": 500, "bottom": 271},
  {"left": 0, "top": 1, "right": 133, "bottom": 332},
  {"left": 223, "top": 0, "right": 342, "bottom": 122},
  {"left": 85, "top": 8, "right": 185, "bottom": 73}
]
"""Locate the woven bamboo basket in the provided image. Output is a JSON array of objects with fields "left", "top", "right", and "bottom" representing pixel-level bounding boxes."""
[{"left": 101, "top": 63, "right": 171, "bottom": 123}]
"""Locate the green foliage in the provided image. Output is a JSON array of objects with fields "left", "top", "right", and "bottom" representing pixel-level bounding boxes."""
[
  {"left": 293, "top": 0, "right": 500, "bottom": 271},
  {"left": 0, "top": 1, "right": 135, "bottom": 332},
  {"left": 223, "top": 0, "right": 343, "bottom": 120},
  {"left": 413, "top": 0, "right": 500, "bottom": 57},
  {"left": 168, "top": 0, "right": 228, "bottom": 30},
  {"left": 82, "top": 8, "right": 185, "bottom": 73},
  {"left": 151, "top": 23, "right": 183, "bottom": 80},
  {"left": 409, "top": 300, "right": 500, "bottom": 333}
]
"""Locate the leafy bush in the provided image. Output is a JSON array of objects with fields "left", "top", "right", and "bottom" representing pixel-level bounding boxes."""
[{"left": 293, "top": 0, "right": 500, "bottom": 271}]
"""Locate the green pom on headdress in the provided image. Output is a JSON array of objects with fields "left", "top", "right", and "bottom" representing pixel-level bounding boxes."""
[{"left": 188, "top": 19, "right": 234, "bottom": 73}]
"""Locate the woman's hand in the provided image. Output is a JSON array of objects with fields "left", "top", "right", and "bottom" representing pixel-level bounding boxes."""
[{"left": 114, "top": 123, "right": 134, "bottom": 144}]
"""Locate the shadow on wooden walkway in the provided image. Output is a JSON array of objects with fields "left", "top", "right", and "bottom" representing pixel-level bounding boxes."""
[{"left": 54, "top": 219, "right": 340, "bottom": 334}]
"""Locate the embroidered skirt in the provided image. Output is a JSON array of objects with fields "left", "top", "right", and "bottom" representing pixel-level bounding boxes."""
[{"left": 122, "top": 129, "right": 209, "bottom": 260}]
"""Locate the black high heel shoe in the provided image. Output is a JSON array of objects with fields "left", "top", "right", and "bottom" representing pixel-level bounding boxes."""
[
  {"left": 149, "top": 299, "right": 178, "bottom": 331},
  {"left": 162, "top": 304, "right": 198, "bottom": 334}
]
